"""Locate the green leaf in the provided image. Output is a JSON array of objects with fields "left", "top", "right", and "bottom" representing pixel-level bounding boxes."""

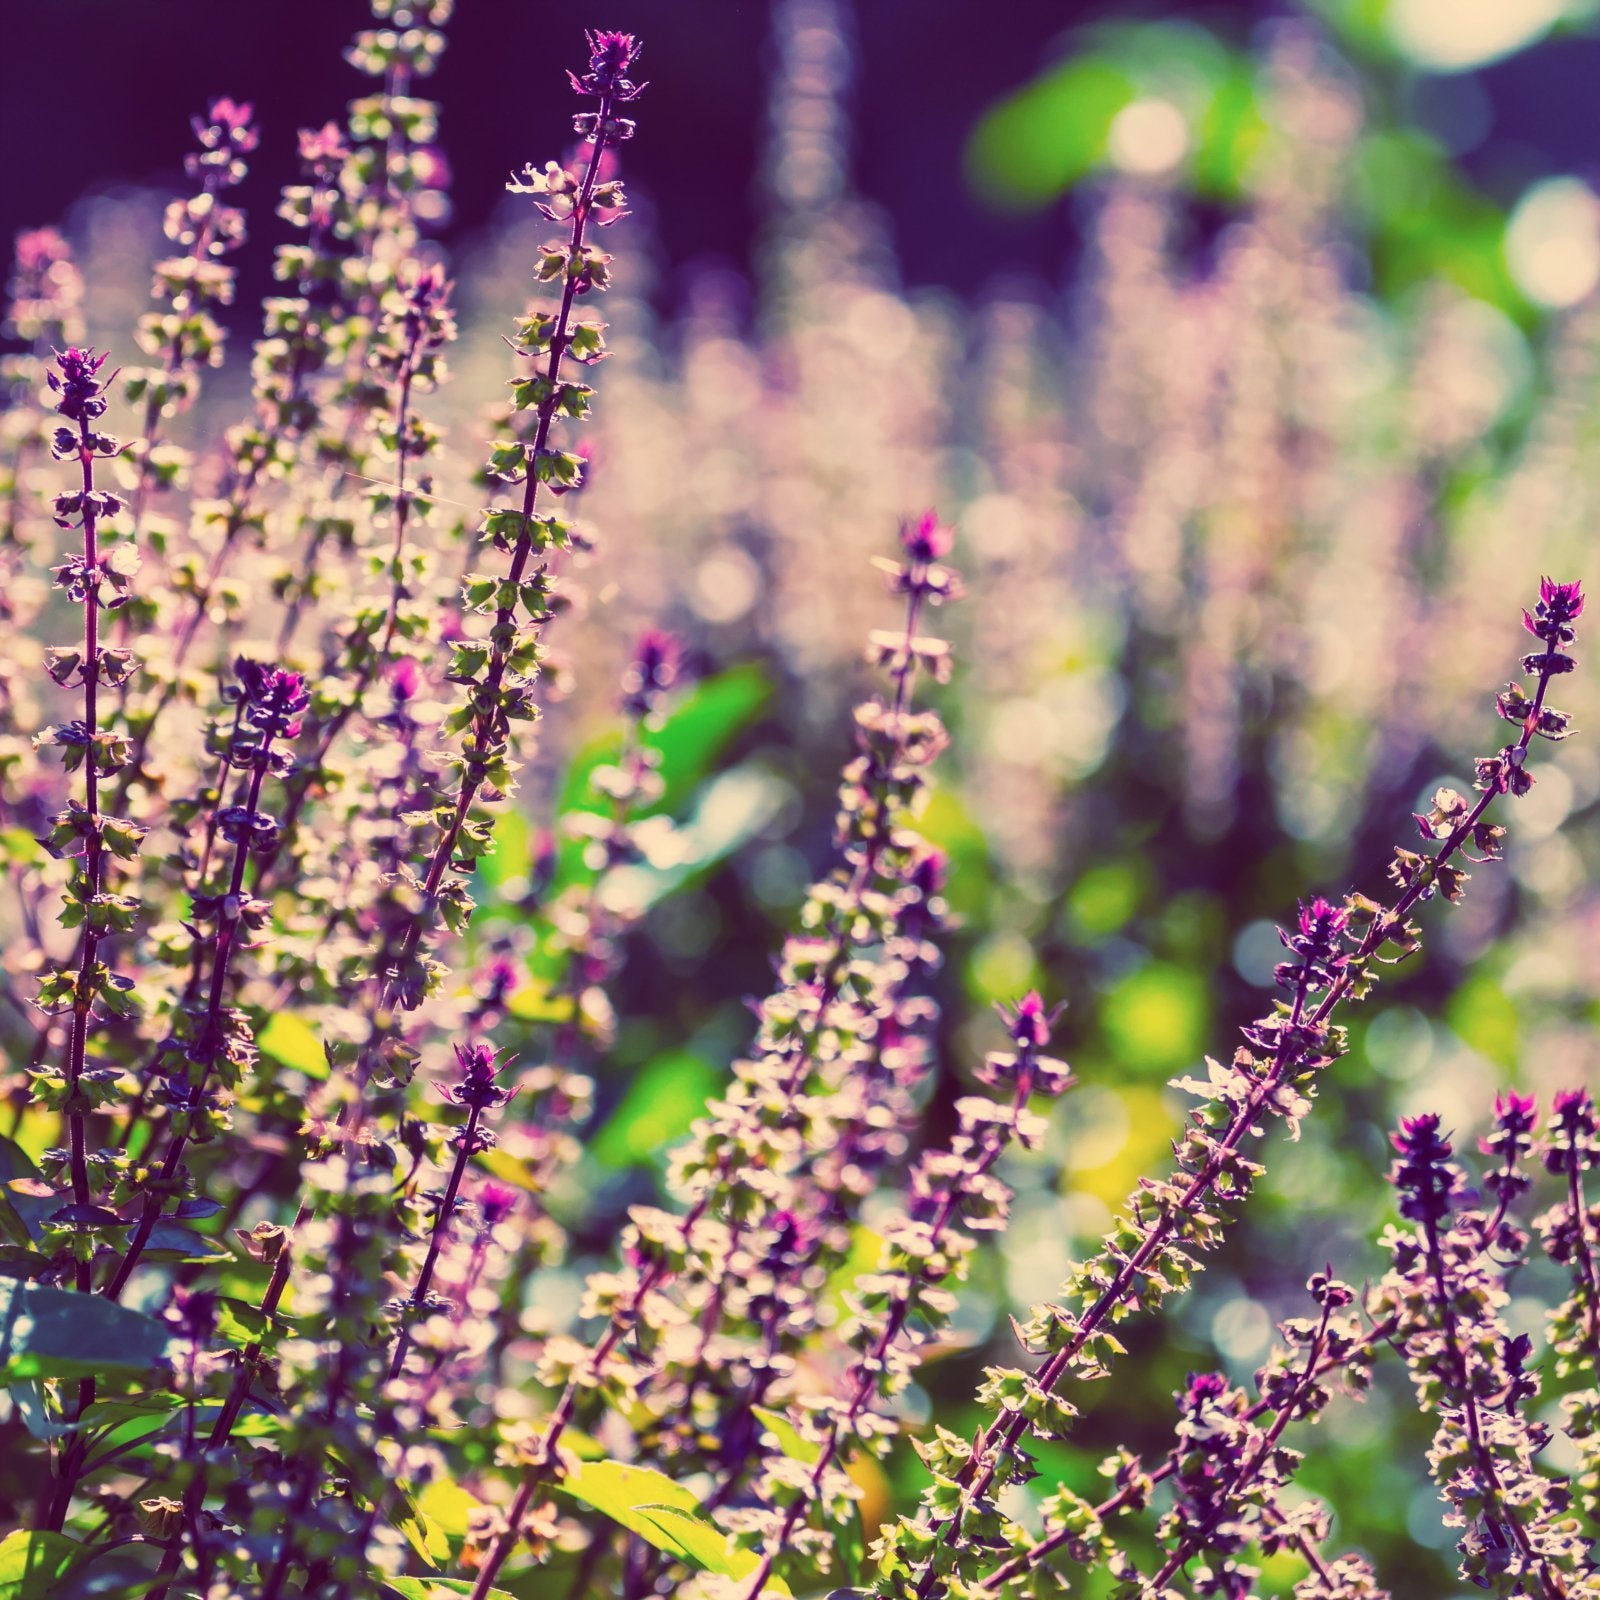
[
  {"left": 0, "top": 829, "right": 43, "bottom": 868},
  {"left": 751, "top": 1404, "right": 821, "bottom": 1466},
  {"left": 258, "top": 1011, "right": 328, "bottom": 1079},
  {"left": 556, "top": 663, "right": 772, "bottom": 825},
  {"left": 476, "top": 806, "right": 529, "bottom": 894},
  {"left": 0, "top": 1191, "right": 31, "bottom": 1249},
  {"left": 633, "top": 1505, "right": 752, "bottom": 1576},
  {"left": 646, "top": 664, "right": 771, "bottom": 814},
  {"left": 598, "top": 765, "right": 787, "bottom": 918},
  {"left": 966, "top": 57, "right": 1134, "bottom": 207},
  {"left": 395, "top": 1490, "right": 450, "bottom": 1568},
  {"left": 0, "top": 1279, "right": 171, "bottom": 1381},
  {"left": 1099, "top": 961, "right": 1212, "bottom": 1076},
  {"left": 589, "top": 1050, "right": 718, "bottom": 1170},
  {"left": 414, "top": 1477, "right": 484, "bottom": 1540},
  {"left": 558, "top": 1459, "right": 790, "bottom": 1591},
  {"left": 0, "top": 1530, "right": 89, "bottom": 1600},
  {"left": 142, "top": 1222, "right": 232, "bottom": 1263},
  {"left": 380, "top": 1580, "right": 514, "bottom": 1600}
]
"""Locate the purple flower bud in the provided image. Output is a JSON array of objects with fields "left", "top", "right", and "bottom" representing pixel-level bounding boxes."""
[
  {"left": 1522, "top": 576, "right": 1585, "bottom": 641},
  {"left": 389, "top": 656, "right": 421, "bottom": 703},
  {"left": 297, "top": 121, "right": 350, "bottom": 173},
  {"left": 1543, "top": 1086, "right": 1598, "bottom": 1174},
  {"left": 1180, "top": 1371, "right": 1230, "bottom": 1412},
  {"left": 15, "top": 227, "right": 71, "bottom": 278},
  {"left": 233, "top": 659, "right": 309, "bottom": 739},
  {"left": 620, "top": 628, "right": 682, "bottom": 718},
  {"left": 1388, "top": 1112, "right": 1463, "bottom": 1227},
  {"left": 1491, "top": 1089, "right": 1538, "bottom": 1138},
  {"left": 568, "top": 30, "right": 646, "bottom": 101},
  {"left": 476, "top": 955, "right": 519, "bottom": 1010},
  {"left": 901, "top": 509, "right": 954, "bottom": 564},
  {"left": 448, "top": 1041, "right": 513, "bottom": 1111},
  {"left": 48, "top": 346, "right": 111, "bottom": 422},
  {"left": 1003, "top": 991, "right": 1053, "bottom": 1051},
  {"left": 479, "top": 1181, "right": 519, "bottom": 1227},
  {"left": 194, "top": 97, "right": 258, "bottom": 153}
]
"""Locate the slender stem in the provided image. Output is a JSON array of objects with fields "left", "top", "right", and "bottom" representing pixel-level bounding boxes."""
[
  {"left": 977, "top": 1313, "right": 1401, "bottom": 1589},
  {"left": 1420, "top": 1212, "right": 1550, "bottom": 1585},
  {"left": 63, "top": 407, "right": 106, "bottom": 1217},
  {"left": 387, "top": 1102, "right": 483, "bottom": 1381},
  {"left": 104, "top": 751, "right": 274, "bottom": 1303},
  {"left": 147, "top": 1238, "right": 295, "bottom": 1600},
  {"left": 394, "top": 87, "right": 614, "bottom": 965},
  {"left": 44, "top": 401, "right": 112, "bottom": 1535},
  {"left": 1144, "top": 1300, "right": 1333, "bottom": 1593}
]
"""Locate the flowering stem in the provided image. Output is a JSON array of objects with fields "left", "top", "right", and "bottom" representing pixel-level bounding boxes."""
[
  {"left": 105, "top": 668, "right": 303, "bottom": 1302},
  {"left": 1147, "top": 1299, "right": 1334, "bottom": 1593},
  {"left": 466, "top": 537, "right": 947, "bottom": 1596},
  {"left": 744, "top": 1066, "right": 1037, "bottom": 1600},
  {"left": 903, "top": 620, "right": 1577, "bottom": 1597},
  {"left": 401, "top": 92, "right": 614, "bottom": 944},
  {"left": 978, "top": 1309, "right": 1400, "bottom": 1588},
  {"left": 387, "top": 1101, "right": 483, "bottom": 1381},
  {"left": 61, "top": 404, "right": 106, "bottom": 1224}
]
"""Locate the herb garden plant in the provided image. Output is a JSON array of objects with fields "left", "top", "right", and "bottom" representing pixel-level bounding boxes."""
[{"left": 0, "top": 8, "right": 1595, "bottom": 1600}]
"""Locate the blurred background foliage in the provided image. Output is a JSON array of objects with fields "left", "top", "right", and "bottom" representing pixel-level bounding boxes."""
[{"left": 6, "top": 2, "right": 1600, "bottom": 1594}]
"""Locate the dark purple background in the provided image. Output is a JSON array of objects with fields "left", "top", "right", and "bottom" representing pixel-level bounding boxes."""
[{"left": 4, "top": 1, "right": 1598, "bottom": 317}]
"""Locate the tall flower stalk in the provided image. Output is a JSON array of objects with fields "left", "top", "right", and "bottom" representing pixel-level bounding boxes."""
[
  {"left": 872, "top": 579, "right": 1585, "bottom": 1599},
  {"left": 31, "top": 346, "right": 147, "bottom": 1527},
  {"left": 370, "top": 29, "right": 643, "bottom": 1021}
]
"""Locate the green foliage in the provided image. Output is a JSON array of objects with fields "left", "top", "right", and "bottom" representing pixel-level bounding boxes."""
[
  {"left": 0, "top": 1281, "right": 171, "bottom": 1381},
  {"left": 0, "top": 1531, "right": 88, "bottom": 1600}
]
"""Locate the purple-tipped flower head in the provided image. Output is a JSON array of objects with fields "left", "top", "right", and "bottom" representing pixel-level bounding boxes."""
[
  {"left": 1388, "top": 1112, "right": 1463, "bottom": 1227},
  {"left": 475, "top": 954, "right": 519, "bottom": 1012},
  {"left": 901, "top": 509, "right": 954, "bottom": 564},
  {"left": 1523, "top": 576, "right": 1585, "bottom": 643},
  {"left": 297, "top": 122, "right": 350, "bottom": 175},
  {"left": 448, "top": 1042, "right": 513, "bottom": 1112},
  {"left": 1543, "top": 1086, "right": 1598, "bottom": 1175},
  {"left": 234, "top": 660, "right": 309, "bottom": 740},
  {"left": 1180, "top": 1371, "right": 1230, "bottom": 1413},
  {"left": 478, "top": 1181, "right": 519, "bottom": 1227},
  {"left": 8, "top": 229, "right": 84, "bottom": 344},
  {"left": 48, "top": 346, "right": 110, "bottom": 423},
  {"left": 1275, "top": 895, "right": 1350, "bottom": 992},
  {"left": 389, "top": 655, "right": 421, "bottom": 703},
  {"left": 1481, "top": 1089, "right": 1539, "bottom": 1203},
  {"left": 1004, "top": 991, "right": 1053, "bottom": 1051},
  {"left": 569, "top": 30, "right": 645, "bottom": 100},
  {"left": 192, "top": 97, "right": 258, "bottom": 153},
  {"left": 620, "top": 629, "right": 682, "bottom": 719},
  {"left": 1491, "top": 1089, "right": 1538, "bottom": 1139}
]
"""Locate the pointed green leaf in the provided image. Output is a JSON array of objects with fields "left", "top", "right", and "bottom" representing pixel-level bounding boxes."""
[
  {"left": 751, "top": 1404, "right": 822, "bottom": 1466},
  {"left": 380, "top": 1580, "right": 514, "bottom": 1600},
  {"left": 559, "top": 1460, "right": 789, "bottom": 1590},
  {"left": 0, "top": 1279, "right": 171, "bottom": 1381},
  {"left": 0, "top": 1530, "right": 89, "bottom": 1600},
  {"left": 258, "top": 1011, "right": 328, "bottom": 1079}
]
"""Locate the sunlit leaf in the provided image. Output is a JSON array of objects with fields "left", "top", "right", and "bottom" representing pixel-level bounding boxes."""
[
  {"left": 590, "top": 1050, "right": 719, "bottom": 1169},
  {"left": 0, "top": 1530, "right": 88, "bottom": 1600},
  {"left": 257, "top": 1011, "right": 327, "bottom": 1079}
]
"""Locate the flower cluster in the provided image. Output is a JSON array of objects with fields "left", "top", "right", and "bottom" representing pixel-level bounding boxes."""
[
  {"left": 869, "top": 578, "right": 1585, "bottom": 1599},
  {"left": 1372, "top": 1099, "right": 1595, "bottom": 1598},
  {"left": 121, "top": 96, "right": 257, "bottom": 547},
  {"left": 3, "top": 15, "right": 1600, "bottom": 1600}
]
